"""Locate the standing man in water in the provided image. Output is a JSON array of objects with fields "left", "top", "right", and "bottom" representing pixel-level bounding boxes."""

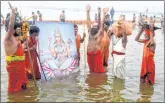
[
  {"left": 108, "top": 19, "right": 128, "bottom": 79},
  {"left": 37, "top": 11, "right": 42, "bottom": 21},
  {"left": 60, "top": 10, "right": 65, "bottom": 22},
  {"left": 86, "top": 5, "right": 109, "bottom": 73},
  {"left": 32, "top": 12, "right": 37, "bottom": 25},
  {"left": 135, "top": 20, "right": 156, "bottom": 85},
  {"left": 98, "top": 7, "right": 111, "bottom": 69},
  {"left": 74, "top": 24, "right": 86, "bottom": 66},
  {"left": 132, "top": 14, "right": 136, "bottom": 29},
  {"left": 110, "top": 7, "right": 115, "bottom": 23},
  {"left": 23, "top": 26, "right": 41, "bottom": 80},
  {"left": 4, "top": 7, "right": 27, "bottom": 93}
]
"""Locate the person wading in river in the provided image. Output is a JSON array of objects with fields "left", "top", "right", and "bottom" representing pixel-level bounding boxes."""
[
  {"left": 4, "top": 7, "right": 27, "bottom": 93},
  {"left": 135, "top": 20, "right": 156, "bottom": 85},
  {"left": 23, "top": 26, "right": 41, "bottom": 80},
  {"left": 74, "top": 24, "right": 86, "bottom": 66},
  {"left": 86, "top": 5, "right": 109, "bottom": 73},
  {"left": 97, "top": 7, "right": 111, "bottom": 69}
]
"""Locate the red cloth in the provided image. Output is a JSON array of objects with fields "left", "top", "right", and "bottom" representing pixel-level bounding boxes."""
[
  {"left": 87, "top": 50, "right": 105, "bottom": 73},
  {"left": 140, "top": 41, "right": 155, "bottom": 84},
  {"left": 25, "top": 37, "right": 41, "bottom": 79},
  {"left": 6, "top": 42, "right": 27, "bottom": 93},
  {"left": 112, "top": 50, "right": 125, "bottom": 56}
]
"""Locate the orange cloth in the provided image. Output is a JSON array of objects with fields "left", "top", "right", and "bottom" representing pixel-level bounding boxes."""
[
  {"left": 100, "top": 31, "right": 110, "bottom": 66},
  {"left": 145, "top": 29, "right": 155, "bottom": 37},
  {"left": 25, "top": 37, "right": 41, "bottom": 79},
  {"left": 87, "top": 50, "right": 105, "bottom": 73},
  {"left": 140, "top": 40, "right": 155, "bottom": 84},
  {"left": 6, "top": 42, "right": 27, "bottom": 93},
  {"left": 76, "top": 34, "right": 81, "bottom": 58}
]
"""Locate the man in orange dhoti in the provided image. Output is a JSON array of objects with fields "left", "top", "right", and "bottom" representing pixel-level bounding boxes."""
[
  {"left": 23, "top": 26, "right": 41, "bottom": 80},
  {"left": 135, "top": 23, "right": 156, "bottom": 85},
  {"left": 4, "top": 8, "right": 27, "bottom": 93},
  {"left": 97, "top": 8, "right": 111, "bottom": 67},
  {"left": 74, "top": 24, "right": 86, "bottom": 66},
  {"left": 86, "top": 5, "right": 109, "bottom": 73}
]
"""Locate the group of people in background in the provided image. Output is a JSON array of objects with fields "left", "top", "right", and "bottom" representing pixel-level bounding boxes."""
[
  {"left": 31, "top": 11, "right": 42, "bottom": 25},
  {"left": 2, "top": 9, "right": 43, "bottom": 31}
]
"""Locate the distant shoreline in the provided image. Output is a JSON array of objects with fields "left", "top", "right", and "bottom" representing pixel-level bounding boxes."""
[{"left": 26, "top": 20, "right": 162, "bottom": 25}]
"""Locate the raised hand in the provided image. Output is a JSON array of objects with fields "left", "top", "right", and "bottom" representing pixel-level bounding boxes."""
[
  {"left": 86, "top": 4, "right": 91, "bottom": 12},
  {"left": 8, "top": 2, "right": 12, "bottom": 9},
  {"left": 98, "top": 7, "right": 101, "bottom": 13},
  {"left": 103, "top": 7, "right": 109, "bottom": 14}
]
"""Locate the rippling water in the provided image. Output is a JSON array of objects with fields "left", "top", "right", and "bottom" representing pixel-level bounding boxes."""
[{"left": 1, "top": 24, "right": 164, "bottom": 102}]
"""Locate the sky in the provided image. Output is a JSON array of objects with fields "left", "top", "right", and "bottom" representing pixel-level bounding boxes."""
[{"left": 1, "top": 1, "right": 164, "bottom": 20}]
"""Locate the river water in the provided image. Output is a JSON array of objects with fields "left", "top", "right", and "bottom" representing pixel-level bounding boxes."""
[{"left": 1, "top": 24, "right": 164, "bottom": 102}]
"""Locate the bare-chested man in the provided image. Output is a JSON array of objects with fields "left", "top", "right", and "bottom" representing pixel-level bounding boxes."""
[
  {"left": 4, "top": 7, "right": 27, "bottom": 93},
  {"left": 86, "top": 5, "right": 109, "bottom": 73},
  {"left": 97, "top": 7, "right": 111, "bottom": 68},
  {"left": 74, "top": 24, "right": 86, "bottom": 66}
]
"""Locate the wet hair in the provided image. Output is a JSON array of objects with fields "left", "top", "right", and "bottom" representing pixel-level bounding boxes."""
[
  {"left": 29, "top": 26, "right": 40, "bottom": 35},
  {"left": 14, "top": 23, "right": 22, "bottom": 30},
  {"left": 74, "top": 24, "right": 78, "bottom": 28}
]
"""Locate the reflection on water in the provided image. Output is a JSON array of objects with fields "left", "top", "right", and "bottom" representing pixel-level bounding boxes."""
[
  {"left": 85, "top": 73, "right": 108, "bottom": 102},
  {"left": 84, "top": 73, "right": 127, "bottom": 102},
  {"left": 136, "top": 83, "right": 154, "bottom": 102},
  {"left": 7, "top": 81, "right": 39, "bottom": 102},
  {"left": 110, "top": 78, "right": 126, "bottom": 102}
]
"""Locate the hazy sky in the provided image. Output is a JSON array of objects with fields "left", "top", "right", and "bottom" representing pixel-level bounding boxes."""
[
  {"left": 1, "top": 1, "right": 164, "bottom": 13},
  {"left": 1, "top": 1, "right": 164, "bottom": 20}
]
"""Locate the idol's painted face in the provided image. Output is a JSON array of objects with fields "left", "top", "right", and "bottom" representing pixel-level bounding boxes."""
[{"left": 55, "top": 33, "right": 61, "bottom": 43}]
